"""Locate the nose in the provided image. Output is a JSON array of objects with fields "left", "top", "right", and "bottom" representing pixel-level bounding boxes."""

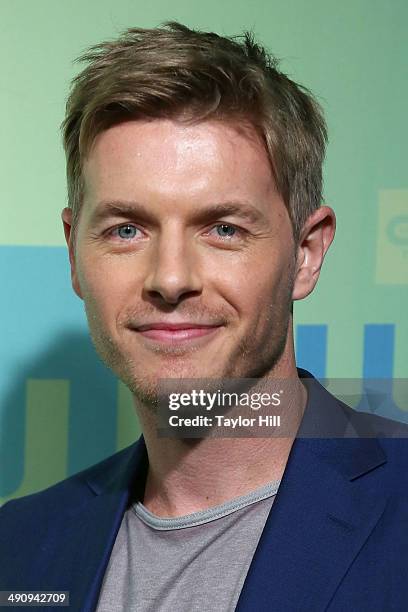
[{"left": 143, "top": 225, "right": 203, "bottom": 304}]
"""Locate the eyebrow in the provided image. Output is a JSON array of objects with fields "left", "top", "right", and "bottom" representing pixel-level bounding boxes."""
[{"left": 89, "top": 200, "right": 267, "bottom": 227}]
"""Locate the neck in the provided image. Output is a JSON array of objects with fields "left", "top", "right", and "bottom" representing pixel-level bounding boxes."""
[{"left": 133, "top": 327, "right": 307, "bottom": 517}]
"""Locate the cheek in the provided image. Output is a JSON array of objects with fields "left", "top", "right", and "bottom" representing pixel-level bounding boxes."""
[
  {"left": 219, "top": 266, "right": 277, "bottom": 317},
  {"left": 228, "top": 256, "right": 293, "bottom": 318},
  {"left": 77, "top": 255, "right": 128, "bottom": 323}
]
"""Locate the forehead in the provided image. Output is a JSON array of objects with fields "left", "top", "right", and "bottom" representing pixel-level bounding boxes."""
[{"left": 82, "top": 118, "right": 278, "bottom": 211}]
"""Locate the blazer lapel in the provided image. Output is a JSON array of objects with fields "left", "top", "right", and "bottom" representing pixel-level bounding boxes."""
[
  {"left": 40, "top": 436, "right": 148, "bottom": 612},
  {"left": 82, "top": 436, "right": 149, "bottom": 612},
  {"left": 236, "top": 371, "right": 388, "bottom": 612}
]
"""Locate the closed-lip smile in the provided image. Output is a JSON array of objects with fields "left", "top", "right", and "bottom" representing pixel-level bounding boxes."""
[
  {"left": 137, "top": 322, "right": 221, "bottom": 331},
  {"left": 134, "top": 322, "right": 224, "bottom": 343}
]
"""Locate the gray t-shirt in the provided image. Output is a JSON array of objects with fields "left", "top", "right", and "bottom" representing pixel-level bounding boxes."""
[{"left": 96, "top": 478, "right": 280, "bottom": 611}]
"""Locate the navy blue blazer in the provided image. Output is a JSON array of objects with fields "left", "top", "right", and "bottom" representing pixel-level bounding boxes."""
[{"left": 1, "top": 368, "right": 408, "bottom": 611}]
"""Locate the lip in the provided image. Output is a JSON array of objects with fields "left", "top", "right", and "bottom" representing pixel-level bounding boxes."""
[
  {"left": 136, "top": 322, "right": 221, "bottom": 331},
  {"left": 134, "top": 324, "right": 223, "bottom": 344}
]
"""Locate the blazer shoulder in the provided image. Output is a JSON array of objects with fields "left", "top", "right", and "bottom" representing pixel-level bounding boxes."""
[
  {"left": 340, "top": 403, "right": 408, "bottom": 485},
  {"left": 346, "top": 403, "right": 408, "bottom": 435},
  {"left": 0, "top": 441, "right": 139, "bottom": 522}
]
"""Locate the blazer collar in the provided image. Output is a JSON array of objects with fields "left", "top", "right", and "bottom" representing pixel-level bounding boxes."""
[{"left": 84, "top": 432, "right": 148, "bottom": 497}]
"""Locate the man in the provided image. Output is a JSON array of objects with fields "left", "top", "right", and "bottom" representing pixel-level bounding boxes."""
[{"left": 1, "top": 21, "right": 408, "bottom": 612}]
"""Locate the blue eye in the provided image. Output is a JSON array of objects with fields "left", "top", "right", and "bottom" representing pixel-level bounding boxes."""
[
  {"left": 214, "top": 224, "right": 237, "bottom": 239},
  {"left": 115, "top": 224, "right": 139, "bottom": 239}
]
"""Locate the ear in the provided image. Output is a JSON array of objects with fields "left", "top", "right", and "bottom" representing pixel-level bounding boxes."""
[
  {"left": 61, "top": 207, "right": 83, "bottom": 300},
  {"left": 292, "top": 205, "right": 336, "bottom": 301}
]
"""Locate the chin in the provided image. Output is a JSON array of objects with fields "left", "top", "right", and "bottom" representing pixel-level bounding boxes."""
[{"left": 125, "top": 360, "right": 220, "bottom": 396}]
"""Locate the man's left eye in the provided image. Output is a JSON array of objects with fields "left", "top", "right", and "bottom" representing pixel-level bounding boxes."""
[
  {"left": 210, "top": 224, "right": 241, "bottom": 240},
  {"left": 111, "top": 224, "right": 140, "bottom": 239}
]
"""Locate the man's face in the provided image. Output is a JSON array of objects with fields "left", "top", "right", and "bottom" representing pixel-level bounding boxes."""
[{"left": 67, "top": 118, "right": 297, "bottom": 402}]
